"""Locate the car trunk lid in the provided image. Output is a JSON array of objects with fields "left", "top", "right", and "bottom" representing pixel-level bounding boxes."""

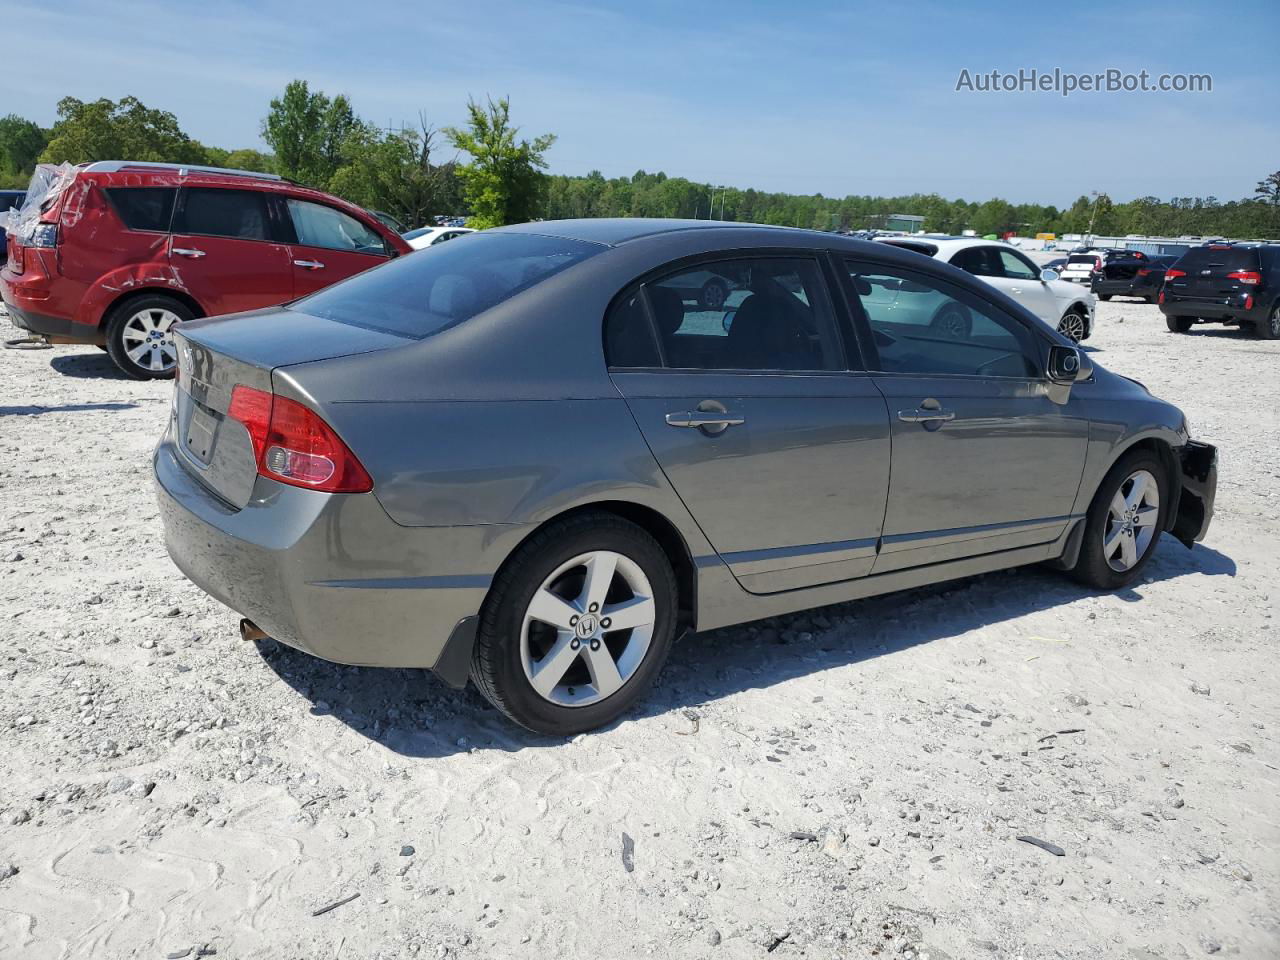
[
  {"left": 170, "top": 307, "right": 407, "bottom": 507},
  {"left": 1166, "top": 247, "right": 1261, "bottom": 301}
]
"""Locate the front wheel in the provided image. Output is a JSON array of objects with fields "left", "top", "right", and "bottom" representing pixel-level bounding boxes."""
[
  {"left": 1166, "top": 315, "right": 1193, "bottom": 333},
  {"left": 1069, "top": 450, "right": 1168, "bottom": 590},
  {"left": 700, "top": 279, "right": 728, "bottom": 311},
  {"left": 104, "top": 294, "right": 193, "bottom": 379},
  {"left": 1057, "top": 311, "right": 1087, "bottom": 343},
  {"left": 471, "top": 513, "right": 678, "bottom": 735}
]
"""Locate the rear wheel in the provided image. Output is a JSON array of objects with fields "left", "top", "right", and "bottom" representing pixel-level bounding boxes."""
[
  {"left": 1260, "top": 303, "right": 1280, "bottom": 340},
  {"left": 471, "top": 513, "right": 678, "bottom": 735},
  {"left": 700, "top": 279, "right": 728, "bottom": 310},
  {"left": 1070, "top": 450, "right": 1168, "bottom": 590},
  {"left": 1165, "top": 315, "right": 1193, "bottom": 333},
  {"left": 105, "top": 294, "right": 192, "bottom": 379}
]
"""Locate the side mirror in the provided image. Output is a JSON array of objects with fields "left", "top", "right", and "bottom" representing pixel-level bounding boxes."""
[
  {"left": 1047, "top": 344, "right": 1087, "bottom": 383},
  {"left": 1040, "top": 268, "right": 1060, "bottom": 282}
]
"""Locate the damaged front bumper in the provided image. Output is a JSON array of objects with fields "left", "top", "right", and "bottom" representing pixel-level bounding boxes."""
[{"left": 1173, "top": 440, "right": 1217, "bottom": 548}]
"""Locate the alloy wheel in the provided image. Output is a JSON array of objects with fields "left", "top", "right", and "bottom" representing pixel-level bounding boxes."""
[
  {"left": 1271, "top": 305, "right": 1280, "bottom": 338},
  {"left": 1102, "top": 469, "right": 1160, "bottom": 572},
  {"left": 121, "top": 307, "right": 181, "bottom": 373},
  {"left": 520, "top": 550, "right": 656, "bottom": 707},
  {"left": 1058, "top": 312, "right": 1086, "bottom": 343}
]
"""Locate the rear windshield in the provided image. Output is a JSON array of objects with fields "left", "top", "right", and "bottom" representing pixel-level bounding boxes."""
[
  {"left": 883, "top": 240, "right": 938, "bottom": 256},
  {"left": 1171, "top": 247, "right": 1260, "bottom": 273},
  {"left": 1067, "top": 255, "right": 1098, "bottom": 265},
  {"left": 293, "top": 232, "right": 604, "bottom": 338}
]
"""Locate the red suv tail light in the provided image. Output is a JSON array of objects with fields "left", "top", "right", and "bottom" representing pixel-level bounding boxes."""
[
  {"left": 228, "top": 385, "right": 373, "bottom": 493},
  {"left": 1136, "top": 268, "right": 1152, "bottom": 276},
  {"left": 1165, "top": 268, "right": 1186, "bottom": 280},
  {"left": 1227, "top": 270, "right": 1262, "bottom": 285}
]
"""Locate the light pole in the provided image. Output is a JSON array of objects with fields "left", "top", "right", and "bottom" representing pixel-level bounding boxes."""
[{"left": 1086, "top": 190, "right": 1101, "bottom": 240}]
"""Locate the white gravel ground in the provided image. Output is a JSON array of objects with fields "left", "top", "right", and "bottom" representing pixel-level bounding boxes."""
[{"left": 0, "top": 299, "right": 1277, "bottom": 960}]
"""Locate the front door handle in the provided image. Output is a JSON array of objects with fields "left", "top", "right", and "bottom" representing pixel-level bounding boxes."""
[
  {"left": 293, "top": 259, "right": 325, "bottom": 270},
  {"left": 172, "top": 247, "right": 205, "bottom": 258},
  {"left": 665, "top": 411, "right": 746, "bottom": 429},
  {"left": 898, "top": 409, "right": 955, "bottom": 423}
]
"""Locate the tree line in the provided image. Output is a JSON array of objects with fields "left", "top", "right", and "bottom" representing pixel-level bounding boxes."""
[{"left": 2, "top": 86, "right": 1278, "bottom": 239}]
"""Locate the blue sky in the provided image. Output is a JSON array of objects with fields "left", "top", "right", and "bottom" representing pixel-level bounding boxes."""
[{"left": 4, "top": 0, "right": 1277, "bottom": 206}]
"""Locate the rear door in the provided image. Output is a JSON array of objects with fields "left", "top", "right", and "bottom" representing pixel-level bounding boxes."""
[
  {"left": 170, "top": 186, "right": 295, "bottom": 317},
  {"left": 606, "top": 255, "right": 892, "bottom": 594},
  {"left": 840, "top": 257, "right": 1089, "bottom": 573},
  {"left": 281, "top": 197, "right": 392, "bottom": 298}
]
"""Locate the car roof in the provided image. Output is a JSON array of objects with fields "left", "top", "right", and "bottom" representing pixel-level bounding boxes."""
[
  {"left": 876, "top": 236, "right": 1013, "bottom": 256},
  {"left": 493, "top": 218, "right": 833, "bottom": 247}
]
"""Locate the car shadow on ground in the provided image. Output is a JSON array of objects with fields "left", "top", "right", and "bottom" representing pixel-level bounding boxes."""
[
  {"left": 254, "top": 539, "right": 1235, "bottom": 760},
  {"left": 0, "top": 401, "right": 138, "bottom": 416},
  {"left": 49, "top": 351, "right": 133, "bottom": 379}
]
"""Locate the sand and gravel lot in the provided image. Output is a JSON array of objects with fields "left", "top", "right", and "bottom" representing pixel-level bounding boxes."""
[{"left": 0, "top": 298, "right": 1276, "bottom": 960}]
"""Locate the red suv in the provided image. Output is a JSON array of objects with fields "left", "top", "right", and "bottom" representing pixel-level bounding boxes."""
[{"left": 1, "top": 161, "right": 411, "bottom": 378}]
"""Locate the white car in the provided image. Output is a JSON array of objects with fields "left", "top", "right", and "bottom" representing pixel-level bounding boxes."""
[
  {"left": 1058, "top": 250, "right": 1105, "bottom": 285},
  {"left": 876, "top": 237, "right": 1096, "bottom": 342},
  {"left": 403, "top": 225, "right": 476, "bottom": 250}
]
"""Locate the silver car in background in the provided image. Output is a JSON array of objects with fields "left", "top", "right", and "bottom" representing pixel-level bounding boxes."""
[{"left": 154, "top": 220, "right": 1217, "bottom": 735}]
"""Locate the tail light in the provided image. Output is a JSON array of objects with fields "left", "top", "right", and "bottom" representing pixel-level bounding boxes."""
[
  {"left": 1158, "top": 291, "right": 1165, "bottom": 304},
  {"left": 1244, "top": 295, "right": 1254, "bottom": 310},
  {"left": 1092, "top": 257, "right": 1102, "bottom": 272},
  {"left": 1136, "top": 268, "right": 1152, "bottom": 277},
  {"left": 1165, "top": 268, "right": 1186, "bottom": 280},
  {"left": 228, "top": 385, "right": 372, "bottom": 493},
  {"left": 1227, "top": 270, "right": 1261, "bottom": 285}
]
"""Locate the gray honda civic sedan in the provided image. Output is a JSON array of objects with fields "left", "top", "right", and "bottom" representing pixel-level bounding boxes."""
[{"left": 154, "top": 219, "right": 1217, "bottom": 734}]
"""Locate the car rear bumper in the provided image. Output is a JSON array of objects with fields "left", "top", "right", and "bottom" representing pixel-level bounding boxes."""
[
  {"left": 153, "top": 430, "right": 527, "bottom": 675},
  {"left": 1159, "top": 297, "right": 1264, "bottom": 323},
  {"left": 1, "top": 261, "right": 93, "bottom": 342},
  {"left": 1173, "top": 441, "right": 1217, "bottom": 547}
]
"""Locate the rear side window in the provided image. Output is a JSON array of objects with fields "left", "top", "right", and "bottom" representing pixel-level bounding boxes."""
[
  {"left": 294, "top": 232, "right": 603, "bottom": 338},
  {"left": 287, "top": 198, "right": 387, "bottom": 256},
  {"left": 175, "top": 188, "right": 270, "bottom": 241},
  {"left": 104, "top": 187, "right": 176, "bottom": 232},
  {"left": 950, "top": 247, "right": 1004, "bottom": 278},
  {"left": 604, "top": 290, "right": 661, "bottom": 368}
]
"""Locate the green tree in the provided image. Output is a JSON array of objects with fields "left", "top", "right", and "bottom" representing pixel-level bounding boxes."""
[
  {"left": 1255, "top": 170, "right": 1280, "bottom": 206},
  {"left": 221, "top": 148, "right": 276, "bottom": 173},
  {"left": 329, "top": 118, "right": 462, "bottom": 228},
  {"left": 0, "top": 115, "right": 49, "bottom": 181},
  {"left": 444, "top": 97, "right": 555, "bottom": 228},
  {"left": 262, "top": 80, "right": 360, "bottom": 187},
  {"left": 39, "top": 96, "right": 206, "bottom": 165}
]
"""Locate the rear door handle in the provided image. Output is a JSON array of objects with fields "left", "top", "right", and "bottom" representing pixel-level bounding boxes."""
[
  {"left": 172, "top": 247, "right": 205, "bottom": 258},
  {"left": 665, "top": 411, "right": 745, "bottom": 429},
  {"left": 293, "top": 259, "right": 325, "bottom": 270},
  {"left": 898, "top": 409, "right": 955, "bottom": 423}
]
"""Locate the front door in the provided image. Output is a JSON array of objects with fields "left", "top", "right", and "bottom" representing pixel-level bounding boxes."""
[
  {"left": 281, "top": 198, "right": 392, "bottom": 298},
  {"left": 170, "top": 186, "right": 294, "bottom": 318},
  {"left": 606, "top": 256, "right": 891, "bottom": 594},
  {"left": 842, "top": 257, "right": 1090, "bottom": 573}
]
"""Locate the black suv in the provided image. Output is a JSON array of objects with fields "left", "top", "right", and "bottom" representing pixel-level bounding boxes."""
[
  {"left": 1092, "top": 251, "right": 1180, "bottom": 303},
  {"left": 1160, "top": 243, "right": 1280, "bottom": 338},
  {"left": 0, "top": 190, "right": 27, "bottom": 266}
]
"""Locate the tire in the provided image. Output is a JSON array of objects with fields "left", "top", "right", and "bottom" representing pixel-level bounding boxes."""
[
  {"left": 104, "top": 294, "right": 193, "bottom": 379},
  {"left": 700, "top": 279, "right": 728, "bottom": 311},
  {"left": 1069, "top": 450, "right": 1169, "bottom": 590},
  {"left": 1259, "top": 303, "right": 1280, "bottom": 340},
  {"left": 1165, "top": 315, "right": 1193, "bottom": 333},
  {"left": 471, "top": 513, "right": 678, "bottom": 735},
  {"left": 1057, "top": 311, "right": 1087, "bottom": 343},
  {"left": 930, "top": 302, "right": 972, "bottom": 339}
]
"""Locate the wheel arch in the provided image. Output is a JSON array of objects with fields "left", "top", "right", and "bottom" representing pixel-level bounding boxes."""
[
  {"left": 491, "top": 499, "right": 697, "bottom": 634},
  {"left": 103, "top": 287, "right": 205, "bottom": 325},
  {"left": 1095, "top": 435, "right": 1183, "bottom": 532},
  {"left": 1064, "top": 301, "right": 1092, "bottom": 336}
]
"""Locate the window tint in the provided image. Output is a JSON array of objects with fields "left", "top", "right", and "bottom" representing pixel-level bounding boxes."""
[
  {"left": 294, "top": 232, "right": 602, "bottom": 339},
  {"left": 287, "top": 198, "right": 387, "bottom": 255},
  {"left": 998, "top": 249, "right": 1038, "bottom": 280},
  {"left": 105, "top": 187, "right": 176, "bottom": 232},
  {"left": 844, "top": 261, "right": 1038, "bottom": 378},
  {"left": 604, "top": 290, "right": 661, "bottom": 368},
  {"left": 176, "top": 188, "right": 269, "bottom": 241},
  {"left": 1171, "top": 246, "right": 1260, "bottom": 274},
  {"left": 950, "top": 246, "right": 1003, "bottom": 278},
  {"left": 644, "top": 258, "right": 842, "bottom": 371}
]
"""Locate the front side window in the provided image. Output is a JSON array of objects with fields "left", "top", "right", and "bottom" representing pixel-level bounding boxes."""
[
  {"left": 175, "top": 188, "right": 269, "bottom": 241},
  {"left": 998, "top": 249, "right": 1039, "bottom": 280},
  {"left": 287, "top": 199, "right": 387, "bottom": 255},
  {"left": 295, "top": 232, "right": 603, "bottom": 339},
  {"left": 844, "top": 260, "right": 1039, "bottom": 378},
  {"left": 640, "top": 258, "right": 842, "bottom": 371},
  {"left": 105, "top": 187, "right": 176, "bottom": 232}
]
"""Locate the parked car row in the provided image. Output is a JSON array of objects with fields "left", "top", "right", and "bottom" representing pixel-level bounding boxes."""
[
  {"left": 1159, "top": 242, "right": 1280, "bottom": 338},
  {"left": 1, "top": 161, "right": 411, "bottom": 377}
]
